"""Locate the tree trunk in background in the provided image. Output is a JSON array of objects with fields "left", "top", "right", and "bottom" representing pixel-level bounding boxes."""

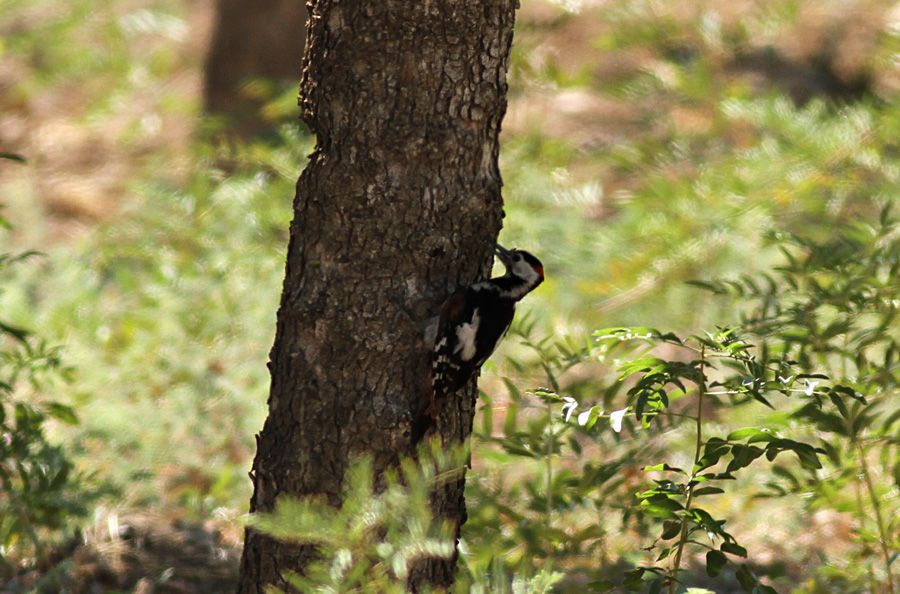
[
  {"left": 236, "top": 1, "right": 518, "bottom": 592},
  {"left": 204, "top": 0, "right": 307, "bottom": 133}
]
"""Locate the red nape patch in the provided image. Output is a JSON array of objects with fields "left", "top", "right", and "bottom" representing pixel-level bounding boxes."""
[{"left": 534, "top": 265, "right": 544, "bottom": 278}]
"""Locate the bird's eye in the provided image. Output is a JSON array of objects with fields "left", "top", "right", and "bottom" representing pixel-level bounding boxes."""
[{"left": 514, "top": 254, "right": 522, "bottom": 262}]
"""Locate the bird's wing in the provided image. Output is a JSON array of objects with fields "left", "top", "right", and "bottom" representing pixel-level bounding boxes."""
[
  {"left": 414, "top": 288, "right": 470, "bottom": 444},
  {"left": 437, "top": 288, "right": 469, "bottom": 336}
]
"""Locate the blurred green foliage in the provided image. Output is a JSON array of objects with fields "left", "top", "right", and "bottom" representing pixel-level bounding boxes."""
[
  {"left": 0, "top": 0, "right": 898, "bottom": 590},
  {"left": 0, "top": 131, "right": 304, "bottom": 511},
  {"left": 253, "top": 451, "right": 459, "bottom": 594},
  {"left": 253, "top": 443, "right": 564, "bottom": 594},
  {"left": 699, "top": 211, "right": 899, "bottom": 592},
  {"left": 465, "top": 212, "right": 898, "bottom": 593},
  {"left": 0, "top": 205, "right": 93, "bottom": 573}
]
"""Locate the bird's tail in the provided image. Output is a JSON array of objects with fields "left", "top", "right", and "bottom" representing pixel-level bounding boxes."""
[
  {"left": 411, "top": 372, "right": 437, "bottom": 445},
  {"left": 410, "top": 408, "right": 435, "bottom": 445}
]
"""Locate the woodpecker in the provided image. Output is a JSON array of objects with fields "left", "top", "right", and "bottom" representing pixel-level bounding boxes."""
[{"left": 412, "top": 243, "right": 544, "bottom": 444}]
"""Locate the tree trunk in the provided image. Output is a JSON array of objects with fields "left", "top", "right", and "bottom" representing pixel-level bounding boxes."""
[
  {"left": 236, "top": 1, "right": 518, "bottom": 592},
  {"left": 204, "top": 0, "right": 307, "bottom": 134}
]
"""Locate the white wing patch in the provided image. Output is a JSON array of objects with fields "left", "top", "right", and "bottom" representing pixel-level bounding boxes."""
[{"left": 454, "top": 308, "right": 480, "bottom": 361}]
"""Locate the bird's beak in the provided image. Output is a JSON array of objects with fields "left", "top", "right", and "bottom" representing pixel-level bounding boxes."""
[{"left": 494, "top": 243, "right": 513, "bottom": 266}]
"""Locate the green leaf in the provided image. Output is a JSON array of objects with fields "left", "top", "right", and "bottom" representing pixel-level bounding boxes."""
[
  {"left": 827, "top": 393, "right": 849, "bottom": 418},
  {"left": 503, "top": 400, "right": 519, "bottom": 436},
  {"left": 643, "top": 463, "right": 684, "bottom": 473},
  {"left": 727, "top": 445, "right": 764, "bottom": 472},
  {"left": 594, "top": 327, "right": 682, "bottom": 346},
  {"left": 726, "top": 427, "right": 775, "bottom": 443},
  {"left": 0, "top": 152, "right": 26, "bottom": 163},
  {"left": 502, "top": 377, "right": 521, "bottom": 401},
  {"left": 568, "top": 435, "right": 582, "bottom": 456},
  {"left": 721, "top": 542, "right": 748, "bottom": 558},
  {"left": 690, "top": 507, "right": 723, "bottom": 533},
  {"left": 766, "top": 439, "right": 823, "bottom": 470},
  {"left": 532, "top": 387, "right": 560, "bottom": 402},
  {"left": 750, "top": 392, "right": 775, "bottom": 409},
  {"left": 635, "top": 391, "right": 648, "bottom": 422},
  {"left": 640, "top": 495, "right": 683, "bottom": 519},
  {"left": 480, "top": 394, "right": 493, "bottom": 436},
  {"left": 0, "top": 321, "right": 30, "bottom": 344},
  {"left": 692, "top": 486, "right": 724, "bottom": 497},
  {"left": 881, "top": 407, "right": 900, "bottom": 433},
  {"left": 619, "top": 356, "right": 668, "bottom": 377},
  {"left": 736, "top": 565, "right": 756, "bottom": 591},
  {"left": 622, "top": 568, "right": 645, "bottom": 590},
  {"left": 830, "top": 384, "right": 866, "bottom": 405},
  {"left": 696, "top": 439, "right": 729, "bottom": 471},
  {"left": 46, "top": 403, "right": 79, "bottom": 425},
  {"left": 500, "top": 442, "right": 535, "bottom": 458},
  {"left": 661, "top": 520, "right": 681, "bottom": 540},
  {"left": 706, "top": 550, "right": 727, "bottom": 577}
]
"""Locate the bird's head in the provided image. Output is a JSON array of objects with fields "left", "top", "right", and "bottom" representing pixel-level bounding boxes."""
[{"left": 495, "top": 243, "right": 544, "bottom": 287}]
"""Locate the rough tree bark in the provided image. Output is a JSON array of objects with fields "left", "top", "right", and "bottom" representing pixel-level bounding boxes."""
[{"left": 237, "top": 1, "right": 518, "bottom": 592}]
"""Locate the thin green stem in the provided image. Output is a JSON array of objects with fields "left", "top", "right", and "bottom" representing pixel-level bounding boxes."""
[
  {"left": 853, "top": 468, "right": 879, "bottom": 594},
  {"left": 857, "top": 440, "right": 895, "bottom": 594},
  {"left": 545, "top": 400, "right": 554, "bottom": 568},
  {"left": 669, "top": 345, "right": 706, "bottom": 594}
]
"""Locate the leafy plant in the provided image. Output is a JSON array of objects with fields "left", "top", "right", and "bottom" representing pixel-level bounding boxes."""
[
  {"left": 251, "top": 443, "right": 460, "bottom": 594},
  {"left": 691, "top": 206, "right": 899, "bottom": 593},
  {"left": 464, "top": 321, "right": 646, "bottom": 590},
  {"left": 0, "top": 214, "right": 90, "bottom": 569},
  {"left": 559, "top": 326, "right": 825, "bottom": 593},
  {"left": 251, "top": 442, "right": 563, "bottom": 594},
  {"left": 467, "top": 209, "right": 898, "bottom": 592}
]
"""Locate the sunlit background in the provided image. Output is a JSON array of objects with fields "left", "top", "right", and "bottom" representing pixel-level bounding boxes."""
[{"left": 1, "top": 0, "right": 897, "bottom": 591}]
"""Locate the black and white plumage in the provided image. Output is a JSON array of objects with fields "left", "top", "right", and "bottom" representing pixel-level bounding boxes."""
[{"left": 412, "top": 244, "right": 544, "bottom": 444}]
